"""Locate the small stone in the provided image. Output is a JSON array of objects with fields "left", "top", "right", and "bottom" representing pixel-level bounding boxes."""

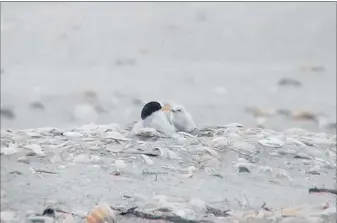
[{"left": 239, "top": 166, "right": 251, "bottom": 173}]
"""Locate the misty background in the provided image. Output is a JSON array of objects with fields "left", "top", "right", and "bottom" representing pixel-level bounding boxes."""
[{"left": 1, "top": 2, "right": 336, "bottom": 133}]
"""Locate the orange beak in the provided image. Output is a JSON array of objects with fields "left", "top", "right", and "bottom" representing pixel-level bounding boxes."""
[{"left": 161, "top": 103, "right": 172, "bottom": 112}]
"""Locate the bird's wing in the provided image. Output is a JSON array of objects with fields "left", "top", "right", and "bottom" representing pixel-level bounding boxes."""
[{"left": 146, "top": 111, "right": 176, "bottom": 136}]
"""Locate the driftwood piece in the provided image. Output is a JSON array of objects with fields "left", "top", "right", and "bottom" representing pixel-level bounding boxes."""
[
  {"left": 111, "top": 206, "right": 218, "bottom": 223},
  {"left": 309, "top": 187, "right": 337, "bottom": 195}
]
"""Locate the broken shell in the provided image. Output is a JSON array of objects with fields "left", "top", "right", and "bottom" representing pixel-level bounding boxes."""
[
  {"left": 211, "top": 137, "right": 230, "bottom": 149},
  {"left": 63, "top": 132, "right": 83, "bottom": 138},
  {"left": 85, "top": 202, "right": 116, "bottom": 223},
  {"left": 258, "top": 137, "right": 285, "bottom": 148},
  {"left": 25, "top": 144, "right": 45, "bottom": 156},
  {"left": 140, "top": 154, "right": 155, "bottom": 165},
  {"left": 203, "top": 147, "right": 219, "bottom": 158},
  {"left": 1, "top": 143, "right": 19, "bottom": 155},
  {"left": 104, "top": 131, "right": 129, "bottom": 141}
]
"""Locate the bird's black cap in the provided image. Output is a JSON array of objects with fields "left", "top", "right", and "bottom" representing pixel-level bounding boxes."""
[
  {"left": 141, "top": 101, "right": 162, "bottom": 120},
  {"left": 42, "top": 208, "right": 55, "bottom": 218}
]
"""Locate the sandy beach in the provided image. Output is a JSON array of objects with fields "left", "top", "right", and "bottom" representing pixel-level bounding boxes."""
[{"left": 0, "top": 2, "right": 336, "bottom": 223}]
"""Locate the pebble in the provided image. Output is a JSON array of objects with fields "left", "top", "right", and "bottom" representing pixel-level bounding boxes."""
[
  {"left": 235, "top": 162, "right": 254, "bottom": 173},
  {"left": 238, "top": 166, "right": 251, "bottom": 173}
]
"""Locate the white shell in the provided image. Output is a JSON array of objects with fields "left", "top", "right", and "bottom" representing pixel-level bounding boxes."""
[
  {"left": 62, "top": 132, "right": 83, "bottom": 138},
  {"left": 140, "top": 154, "right": 155, "bottom": 165},
  {"left": 211, "top": 137, "right": 230, "bottom": 149},
  {"left": 104, "top": 131, "right": 129, "bottom": 141},
  {"left": 258, "top": 137, "right": 285, "bottom": 148},
  {"left": 1, "top": 143, "right": 19, "bottom": 155},
  {"left": 25, "top": 144, "right": 45, "bottom": 156}
]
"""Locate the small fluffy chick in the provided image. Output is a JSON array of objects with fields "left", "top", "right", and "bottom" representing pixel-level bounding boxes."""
[{"left": 169, "top": 104, "right": 197, "bottom": 133}]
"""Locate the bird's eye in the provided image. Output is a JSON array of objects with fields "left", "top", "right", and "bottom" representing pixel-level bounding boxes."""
[{"left": 175, "top": 109, "right": 182, "bottom": 112}]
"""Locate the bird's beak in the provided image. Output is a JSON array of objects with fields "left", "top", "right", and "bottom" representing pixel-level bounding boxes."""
[{"left": 161, "top": 103, "right": 172, "bottom": 112}]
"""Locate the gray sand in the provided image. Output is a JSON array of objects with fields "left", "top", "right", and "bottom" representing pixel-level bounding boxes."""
[
  {"left": 1, "top": 124, "right": 336, "bottom": 222},
  {"left": 0, "top": 2, "right": 336, "bottom": 132}
]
